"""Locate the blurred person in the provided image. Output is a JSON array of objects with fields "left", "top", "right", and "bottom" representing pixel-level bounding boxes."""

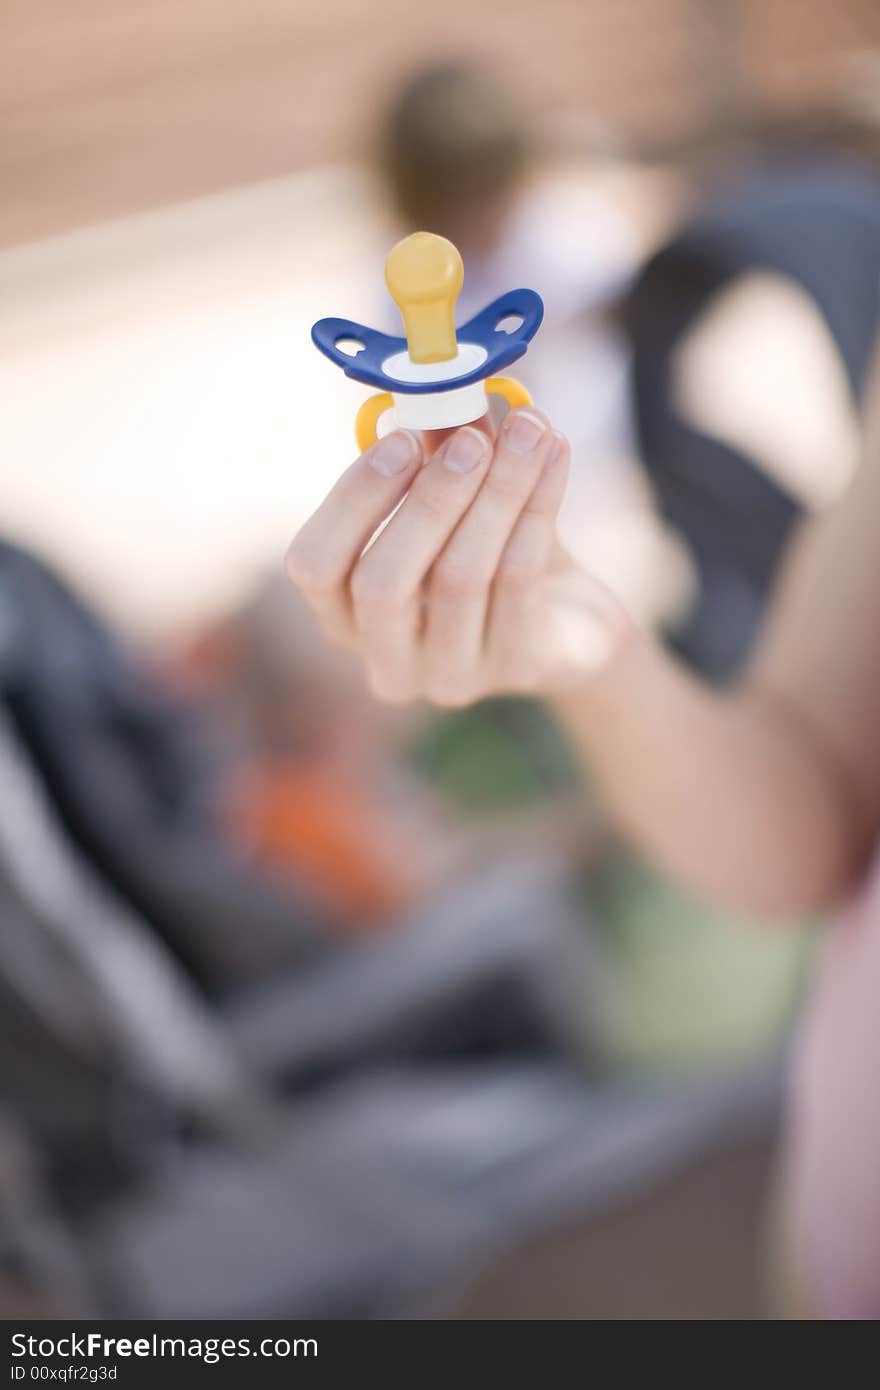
[
  {"left": 580, "top": 154, "right": 880, "bottom": 1069},
  {"left": 183, "top": 573, "right": 606, "bottom": 931},
  {"left": 177, "top": 574, "right": 452, "bottom": 925},
  {"left": 287, "top": 330, "right": 880, "bottom": 1317},
  {"left": 377, "top": 61, "right": 687, "bottom": 628},
  {"left": 378, "top": 87, "right": 872, "bottom": 1077}
]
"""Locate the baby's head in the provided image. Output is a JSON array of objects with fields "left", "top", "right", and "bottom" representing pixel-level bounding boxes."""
[{"left": 378, "top": 61, "right": 531, "bottom": 257}]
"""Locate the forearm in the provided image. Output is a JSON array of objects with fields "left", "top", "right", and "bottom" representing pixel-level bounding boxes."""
[
  {"left": 288, "top": 380, "right": 880, "bottom": 913},
  {"left": 552, "top": 631, "right": 871, "bottom": 917}
]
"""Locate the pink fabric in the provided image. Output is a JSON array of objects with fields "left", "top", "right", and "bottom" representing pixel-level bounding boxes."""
[{"left": 788, "top": 851, "right": 880, "bottom": 1318}]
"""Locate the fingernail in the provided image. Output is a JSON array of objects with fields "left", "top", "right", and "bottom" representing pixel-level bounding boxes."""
[
  {"left": 444, "top": 426, "right": 489, "bottom": 473},
  {"left": 504, "top": 410, "right": 547, "bottom": 454},
  {"left": 546, "top": 430, "right": 566, "bottom": 466},
  {"left": 370, "top": 430, "right": 419, "bottom": 477}
]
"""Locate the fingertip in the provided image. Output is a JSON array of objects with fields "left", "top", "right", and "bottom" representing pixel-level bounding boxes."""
[
  {"left": 499, "top": 406, "right": 552, "bottom": 455},
  {"left": 505, "top": 404, "right": 551, "bottom": 423},
  {"left": 503, "top": 405, "right": 552, "bottom": 436},
  {"left": 527, "top": 430, "right": 571, "bottom": 515},
  {"left": 547, "top": 429, "right": 571, "bottom": 468},
  {"left": 442, "top": 425, "right": 492, "bottom": 474},
  {"left": 368, "top": 429, "right": 422, "bottom": 477}
]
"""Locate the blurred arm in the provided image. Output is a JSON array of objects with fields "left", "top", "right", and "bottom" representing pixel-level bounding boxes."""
[{"left": 553, "top": 362, "right": 880, "bottom": 917}]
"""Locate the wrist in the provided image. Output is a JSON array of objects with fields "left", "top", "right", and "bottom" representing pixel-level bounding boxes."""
[{"left": 548, "top": 618, "right": 657, "bottom": 728}]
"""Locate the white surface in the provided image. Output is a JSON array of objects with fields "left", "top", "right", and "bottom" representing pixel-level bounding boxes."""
[
  {"left": 0, "top": 165, "right": 384, "bottom": 634},
  {"left": 382, "top": 343, "right": 487, "bottom": 383},
  {"left": 392, "top": 381, "right": 489, "bottom": 432},
  {"left": 674, "top": 271, "right": 859, "bottom": 509},
  {"left": 382, "top": 342, "right": 492, "bottom": 431},
  {"left": 1, "top": 162, "right": 690, "bottom": 637}
]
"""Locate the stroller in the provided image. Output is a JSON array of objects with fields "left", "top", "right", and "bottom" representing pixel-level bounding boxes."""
[{"left": 0, "top": 539, "right": 780, "bottom": 1318}]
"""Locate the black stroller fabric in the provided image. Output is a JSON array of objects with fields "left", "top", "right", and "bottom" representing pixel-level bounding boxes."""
[
  {"left": 0, "top": 541, "right": 784, "bottom": 1317},
  {"left": 625, "top": 156, "right": 880, "bottom": 678},
  {"left": 0, "top": 540, "right": 590, "bottom": 1075},
  {"left": 0, "top": 541, "right": 334, "bottom": 994},
  {"left": 0, "top": 504, "right": 792, "bottom": 1317},
  {"left": 0, "top": 540, "right": 596, "bottom": 1314}
]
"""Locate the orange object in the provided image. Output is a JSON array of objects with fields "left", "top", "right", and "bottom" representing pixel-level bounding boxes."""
[{"left": 226, "top": 762, "right": 410, "bottom": 927}]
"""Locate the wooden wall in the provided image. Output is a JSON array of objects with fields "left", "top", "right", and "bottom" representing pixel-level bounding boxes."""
[{"left": 2, "top": 0, "right": 878, "bottom": 246}]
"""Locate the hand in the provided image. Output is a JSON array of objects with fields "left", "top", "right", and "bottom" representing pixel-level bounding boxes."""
[{"left": 286, "top": 408, "right": 632, "bottom": 706}]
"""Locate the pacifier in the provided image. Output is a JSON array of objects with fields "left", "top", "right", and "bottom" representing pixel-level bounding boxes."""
[{"left": 311, "top": 231, "right": 544, "bottom": 452}]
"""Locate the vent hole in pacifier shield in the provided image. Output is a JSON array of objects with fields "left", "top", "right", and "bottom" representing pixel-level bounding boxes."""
[
  {"left": 495, "top": 313, "right": 524, "bottom": 335},
  {"left": 335, "top": 336, "right": 365, "bottom": 357}
]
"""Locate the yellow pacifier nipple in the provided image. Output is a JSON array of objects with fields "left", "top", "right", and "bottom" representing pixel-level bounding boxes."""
[{"left": 384, "top": 232, "right": 464, "bottom": 365}]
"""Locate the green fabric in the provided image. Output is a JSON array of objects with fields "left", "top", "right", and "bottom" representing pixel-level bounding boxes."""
[
  {"left": 412, "top": 699, "right": 812, "bottom": 1073},
  {"left": 586, "top": 850, "right": 815, "bottom": 1072},
  {"left": 409, "top": 697, "right": 579, "bottom": 814}
]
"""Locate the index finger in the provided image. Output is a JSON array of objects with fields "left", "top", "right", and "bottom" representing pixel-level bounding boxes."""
[{"left": 286, "top": 428, "right": 423, "bottom": 641}]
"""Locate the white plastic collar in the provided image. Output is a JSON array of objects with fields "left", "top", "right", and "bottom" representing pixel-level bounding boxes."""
[{"left": 382, "top": 343, "right": 489, "bottom": 431}]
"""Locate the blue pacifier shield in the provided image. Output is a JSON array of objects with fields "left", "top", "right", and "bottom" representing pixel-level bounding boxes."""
[{"left": 311, "top": 288, "right": 543, "bottom": 394}]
